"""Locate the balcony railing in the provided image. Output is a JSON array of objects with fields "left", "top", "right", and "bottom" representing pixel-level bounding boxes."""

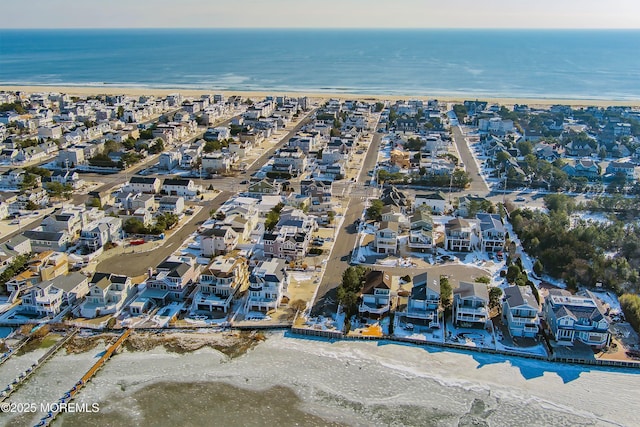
[
  {"left": 456, "top": 314, "right": 487, "bottom": 323},
  {"left": 360, "top": 302, "right": 390, "bottom": 315}
]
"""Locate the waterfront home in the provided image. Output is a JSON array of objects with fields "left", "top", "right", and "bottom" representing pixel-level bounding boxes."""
[
  {"left": 192, "top": 256, "right": 249, "bottom": 314},
  {"left": 22, "top": 230, "right": 71, "bottom": 253},
  {"left": 414, "top": 192, "right": 448, "bottom": 214},
  {"left": 20, "top": 272, "right": 89, "bottom": 317},
  {"left": 374, "top": 221, "right": 399, "bottom": 255},
  {"left": 79, "top": 273, "right": 132, "bottom": 318},
  {"left": 125, "top": 176, "right": 161, "bottom": 194},
  {"left": 453, "top": 281, "right": 489, "bottom": 328},
  {"left": 502, "top": 285, "right": 540, "bottom": 338},
  {"left": 445, "top": 218, "right": 479, "bottom": 252},
  {"left": 162, "top": 178, "right": 198, "bottom": 198},
  {"left": 408, "top": 207, "right": 434, "bottom": 253},
  {"left": 158, "top": 196, "right": 185, "bottom": 215},
  {"left": 477, "top": 213, "right": 505, "bottom": 252},
  {"left": 403, "top": 272, "right": 441, "bottom": 330},
  {"left": 146, "top": 256, "right": 201, "bottom": 302},
  {"left": 246, "top": 258, "right": 288, "bottom": 312},
  {"left": 80, "top": 217, "right": 122, "bottom": 252},
  {"left": 543, "top": 289, "right": 611, "bottom": 349},
  {"left": 359, "top": 270, "right": 394, "bottom": 320},
  {"left": 200, "top": 226, "right": 239, "bottom": 257}
]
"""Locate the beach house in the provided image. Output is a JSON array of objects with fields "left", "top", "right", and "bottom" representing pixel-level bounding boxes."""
[
  {"left": 453, "top": 281, "right": 490, "bottom": 328},
  {"left": 543, "top": 289, "right": 611, "bottom": 349},
  {"left": 403, "top": 272, "right": 441, "bottom": 330},
  {"left": 79, "top": 273, "right": 132, "bottom": 318},
  {"left": 502, "top": 285, "right": 540, "bottom": 338},
  {"left": 246, "top": 258, "right": 288, "bottom": 312},
  {"left": 358, "top": 270, "right": 394, "bottom": 320},
  {"left": 192, "top": 256, "right": 249, "bottom": 314}
]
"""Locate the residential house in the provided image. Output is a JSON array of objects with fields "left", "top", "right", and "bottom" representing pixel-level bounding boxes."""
[
  {"left": 158, "top": 196, "right": 185, "bottom": 215},
  {"left": 457, "top": 195, "right": 490, "bottom": 218},
  {"left": 606, "top": 161, "right": 636, "bottom": 180},
  {"left": 246, "top": 258, "right": 288, "bottom": 312},
  {"left": 380, "top": 186, "right": 409, "bottom": 212},
  {"left": 445, "top": 217, "right": 478, "bottom": 252},
  {"left": 146, "top": 256, "right": 200, "bottom": 302},
  {"left": 20, "top": 272, "right": 89, "bottom": 317},
  {"left": 543, "top": 289, "right": 611, "bottom": 349},
  {"left": 403, "top": 272, "right": 441, "bottom": 329},
  {"left": 201, "top": 226, "right": 239, "bottom": 257},
  {"left": 246, "top": 179, "right": 281, "bottom": 197},
  {"left": 502, "top": 285, "right": 540, "bottom": 338},
  {"left": 80, "top": 217, "right": 122, "bottom": 252},
  {"left": 162, "top": 178, "right": 198, "bottom": 198},
  {"left": 22, "top": 230, "right": 71, "bottom": 253},
  {"left": 158, "top": 151, "right": 181, "bottom": 171},
  {"left": 453, "top": 281, "right": 490, "bottom": 327},
  {"left": 374, "top": 221, "right": 399, "bottom": 254},
  {"left": 192, "top": 256, "right": 249, "bottom": 314},
  {"left": 562, "top": 159, "right": 601, "bottom": 180},
  {"left": 389, "top": 149, "right": 411, "bottom": 170},
  {"left": 80, "top": 273, "right": 132, "bottom": 318},
  {"left": 125, "top": 176, "right": 161, "bottom": 194},
  {"left": 202, "top": 151, "right": 235, "bottom": 174},
  {"left": 477, "top": 213, "right": 505, "bottom": 252},
  {"left": 359, "top": 270, "right": 394, "bottom": 319},
  {"left": 408, "top": 208, "right": 434, "bottom": 252},
  {"left": 414, "top": 192, "right": 448, "bottom": 214}
]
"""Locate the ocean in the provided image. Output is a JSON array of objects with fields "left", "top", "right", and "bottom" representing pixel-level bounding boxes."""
[
  {"left": 1, "top": 29, "right": 640, "bottom": 100},
  {"left": 4, "top": 333, "right": 639, "bottom": 426}
]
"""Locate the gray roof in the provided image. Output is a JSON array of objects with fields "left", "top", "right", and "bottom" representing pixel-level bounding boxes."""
[
  {"left": 503, "top": 285, "right": 538, "bottom": 309},
  {"left": 23, "top": 230, "right": 66, "bottom": 242},
  {"left": 411, "top": 272, "right": 439, "bottom": 299},
  {"left": 44, "top": 272, "right": 87, "bottom": 293},
  {"left": 454, "top": 281, "right": 489, "bottom": 302}
]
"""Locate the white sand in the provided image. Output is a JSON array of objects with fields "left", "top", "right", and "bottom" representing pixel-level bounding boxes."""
[{"left": 1, "top": 85, "right": 639, "bottom": 107}]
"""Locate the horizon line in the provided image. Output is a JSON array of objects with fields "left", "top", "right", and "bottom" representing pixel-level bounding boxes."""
[{"left": 2, "top": 27, "right": 640, "bottom": 31}]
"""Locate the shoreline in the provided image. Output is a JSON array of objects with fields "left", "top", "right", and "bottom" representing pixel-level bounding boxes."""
[{"left": 2, "top": 84, "right": 640, "bottom": 107}]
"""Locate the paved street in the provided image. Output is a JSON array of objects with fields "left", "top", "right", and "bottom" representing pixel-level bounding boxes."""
[
  {"left": 311, "top": 129, "right": 383, "bottom": 316},
  {"left": 94, "top": 190, "right": 232, "bottom": 276},
  {"left": 93, "top": 109, "right": 318, "bottom": 276},
  {"left": 451, "top": 124, "right": 490, "bottom": 195}
]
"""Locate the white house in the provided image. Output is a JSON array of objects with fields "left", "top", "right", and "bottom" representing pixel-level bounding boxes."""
[
  {"left": 414, "top": 192, "right": 449, "bottom": 214},
  {"left": 125, "top": 176, "right": 161, "bottom": 194},
  {"left": 79, "top": 273, "right": 132, "bottom": 318},
  {"left": 246, "top": 258, "right": 288, "bottom": 312},
  {"left": 374, "top": 221, "right": 399, "bottom": 254},
  {"left": 158, "top": 196, "right": 185, "bottom": 215},
  {"left": 80, "top": 217, "right": 123, "bottom": 252},
  {"left": 20, "top": 272, "right": 89, "bottom": 317},
  {"left": 162, "top": 178, "right": 198, "bottom": 198}
]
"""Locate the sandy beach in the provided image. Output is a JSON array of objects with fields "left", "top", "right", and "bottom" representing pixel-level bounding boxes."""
[{"left": 2, "top": 84, "right": 639, "bottom": 108}]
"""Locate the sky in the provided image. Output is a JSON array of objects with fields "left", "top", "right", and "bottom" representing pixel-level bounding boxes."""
[{"left": 1, "top": 0, "right": 639, "bottom": 29}]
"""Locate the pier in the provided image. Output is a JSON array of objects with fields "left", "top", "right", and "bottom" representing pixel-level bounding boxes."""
[
  {"left": 0, "top": 330, "right": 78, "bottom": 402},
  {"left": 35, "top": 328, "right": 131, "bottom": 427}
]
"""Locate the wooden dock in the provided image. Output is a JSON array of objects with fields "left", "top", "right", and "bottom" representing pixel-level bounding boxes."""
[
  {"left": 0, "top": 330, "right": 78, "bottom": 402},
  {"left": 35, "top": 328, "right": 131, "bottom": 427}
]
